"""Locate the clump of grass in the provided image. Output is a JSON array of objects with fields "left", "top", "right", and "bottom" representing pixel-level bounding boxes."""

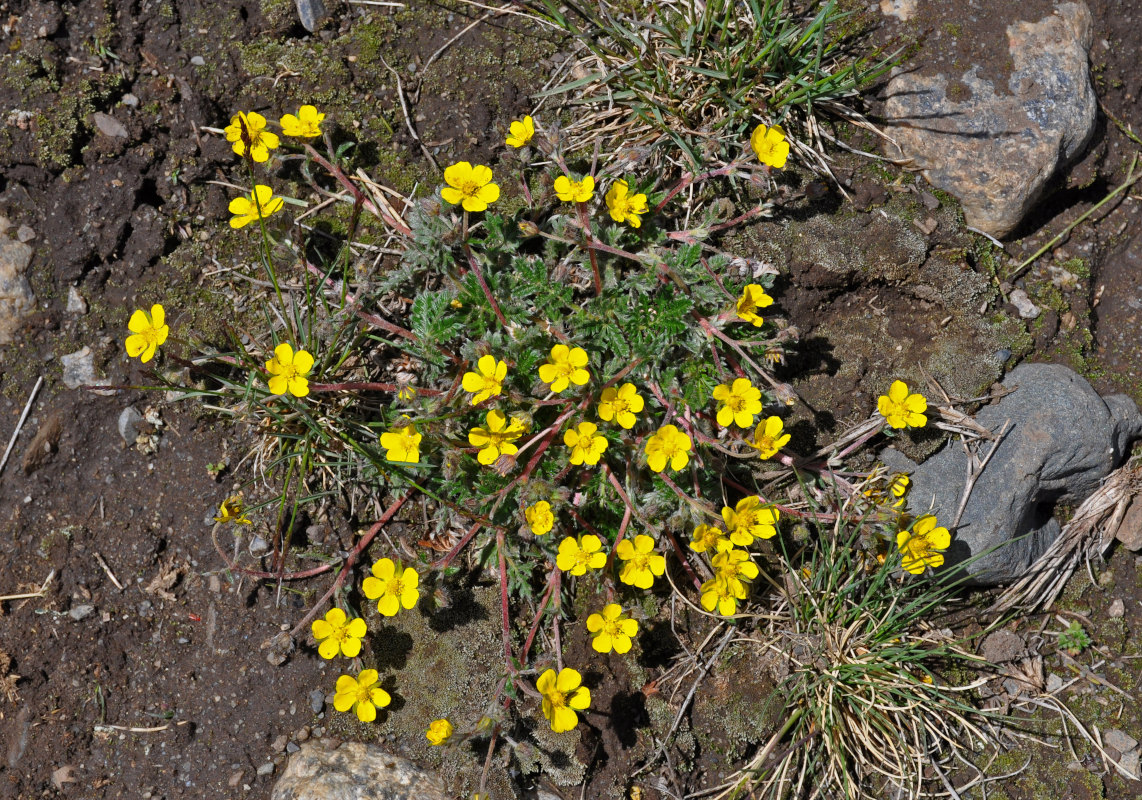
[{"left": 518, "top": 0, "right": 898, "bottom": 172}]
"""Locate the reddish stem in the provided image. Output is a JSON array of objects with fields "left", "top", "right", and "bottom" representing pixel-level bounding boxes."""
[
  {"left": 520, "top": 568, "right": 559, "bottom": 664},
  {"left": 496, "top": 527, "right": 516, "bottom": 676},
  {"left": 463, "top": 243, "right": 508, "bottom": 327},
  {"left": 303, "top": 144, "right": 412, "bottom": 236}
]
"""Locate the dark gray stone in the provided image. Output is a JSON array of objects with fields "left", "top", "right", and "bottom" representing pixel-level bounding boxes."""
[{"left": 883, "top": 363, "right": 1142, "bottom": 584}]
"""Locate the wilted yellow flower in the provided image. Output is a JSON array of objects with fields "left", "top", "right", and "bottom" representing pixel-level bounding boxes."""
[
  {"left": 721, "top": 496, "right": 779, "bottom": 546},
  {"left": 426, "top": 718, "right": 454, "bottom": 745},
  {"left": 896, "top": 515, "right": 950, "bottom": 574},
  {"left": 712, "top": 377, "right": 763, "bottom": 428},
  {"left": 441, "top": 161, "right": 500, "bottom": 212},
  {"left": 334, "top": 669, "right": 390, "bottom": 723},
  {"left": 586, "top": 604, "right": 638, "bottom": 654},
  {"left": 689, "top": 523, "right": 732, "bottom": 554},
  {"left": 264, "top": 342, "right": 314, "bottom": 398},
  {"left": 362, "top": 557, "right": 420, "bottom": 616},
  {"left": 380, "top": 422, "right": 421, "bottom": 464},
  {"left": 615, "top": 534, "right": 666, "bottom": 589},
  {"left": 749, "top": 416, "right": 789, "bottom": 460},
  {"left": 878, "top": 380, "right": 928, "bottom": 429},
  {"left": 280, "top": 105, "right": 324, "bottom": 137},
  {"left": 604, "top": 180, "right": 648, "bottom": 227},
  {"left": 505, "top": 115, "right": 535, "bottom": 148},
  {"left": 229, "top": 184, "right": 285, "bottom": 229},
  {"left": 555, "top": 535, "right": 606, "bottom": 576},
  {"left": 750, "top": 123, "right": 789, "bottom": 169},
  {"left": 735, "top": 283, "right": 774, "bottom": 327},
  {"left": 311, "top": 607, "right": 367, "bottom": 659},
  {"left": 461, "top": 354, "right": 508, "bottom": 405},
  {"left": 525, "top": 500, "right": 554, "bottom": 536},
  {"left": 224, "top": 111, "right": 280, "bottom": 162},
  {"left": 537, "top": 667, "right": 590, "bottom": 732},
  {"left": 597, "top": 383, "right": 644, "bottom": 429},
  {"left": 564, "top": 421, "right": 608, "bottom": 466},
  {"left": 125, "top": 303, "right": 169, "bottom": 363},
  {"left": 213, "top": 495, "right": 252, "bottom": 525},
  {"left": 645, "top": 424, "right": 692, "bottom": 473},
  {"left": 469, "top": 410, "right": 526, "bottom": 466},
  {"left": 553, "top": 174, "right": 595, "bottom": 203},
  {"left": 538, "top": 344, "right": 590, "bottom": 393}
]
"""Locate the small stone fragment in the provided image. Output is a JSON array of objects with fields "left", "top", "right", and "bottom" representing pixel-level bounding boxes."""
[
  {"left": 982, "top": 629, "right": 1027, "bottom": 664},
  {"left": 1119, "top": 749, "right": 1140, "bottom": 780},
  {"left": 0, "top": 237, "right": 36, "bottom": 345},
  {"left": 68, "top": 604, "right": 95, "bottom": 621},
  {"left": 271, "top": 741, "right": 449, "bottom": 800},
  {"left": 1108, "top": 598, "right": 1125, "bottom": 618},
  {"left": 308, "top": 690, "right": 325, "bottom": 714},
  {"left": 228, "top": 771, "right": 244, "bottom": 787},
  {"left": 66, "top": 286, "right": 87, "bottom": 314},
  {"left": 190, "top": 56, "right": 205, "bottom": 66},
  {"left": 92, "top": 112, "right": 129, "bottom": 139},
  {"left": 271, "top": 734, "right": 288, "bottom": 754},
  {"left": 1046, "top": 673, "right": 1064, "bottom": 693},
  {"left": 118, "top": 406, "right": 145, "bottom": 445},
  {"left": 1008, "top": 288, "right": 1041, "bottom": 320},
  {"left": 122, "top": 93, "right": 139, "bottom": 107},
  {"left": 61, "top": 347, "right": 111, "bottom": 391},
  {"left": 16, "top": 225, "right": 35, "bottom": 243},
  {"left": 1114, "top": 499, "right": 1142, "bottom": 551},
  {"left": 1104, "top": 729, "right": 1139, "bottom": 755},
  {"left": 250, "top": 535, "right": 270, "bottom": 555},
  {"left": 256, "top": 762, "right": 275, "bottom": 777}
]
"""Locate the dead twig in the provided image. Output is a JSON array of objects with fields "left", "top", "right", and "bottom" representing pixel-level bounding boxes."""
[
  {"left": 93, "top": 552, "right": 125, "bottom": 592},
  {"left": 0, "top": 375, "right": 43, "bottom": 478},
  {"left": 0, "top": 569, "right": 55, "bottom": 602}
]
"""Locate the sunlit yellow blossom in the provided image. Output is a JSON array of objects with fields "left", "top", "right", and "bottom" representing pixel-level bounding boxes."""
[
  {"left": 750, "top": 416, "right": 789, "bottom": 460},
  {"left": 441, "top": 161, "right": 500, "bottom": 212},
  {"left": 750, "top": 123, "right": 789, "bottom": 169},
  {"left": 711, "top": 547, "right": 760, "bottom": 588},
  {"left": 555, "top": 535, "right": 606, "bottom": 576},
  {"left": 461, "top": 354, "right": 508, "bottom": 405},
  {"left": 890, "top": 474, "right": 911, "bottom": 507},
  {"left": 280, "top": 105, "right": 324, "bottom": 137},
  {"left": 380, "top": 422, "right": 421, "bottom": 464},
  {"left": 311, "top": 607, "right": 367, "bottom": 659},
  {"left": 426, "top": 718, "right": 454, "bottom": 745},
  {"left": 539, "top": 344, "right": 590, "bottom": 393},
  {"left": 586, "top": 604, "right": 638, "bottom": 654},
  {"left": 553, "top": 174, "right": 595, "bottom": 203},
  {"left": 689, "top": 523, "right": 732, "bottom": 554},
  {"left": 645, "top": 424, "right": 692, "bottom": 473},
  {"left": 525, "top": 500, "right": 554, "bottom": 536},
  {"left": 334, "top": 669, "right": 390, "bottom": 723},
  {"left": 505, "top": 115, "right": 535, "bottom": 148},
  {"left": 878, "top": 380, "right": 928, "bottom": 429},
  {"left": 265, "top": 342, "right": 314, "bottom": 398},
  {"left": 224, "top": 111, "right": 280, "bottom": 162},
  {"left": 735, "top": 283, "right": 774, "bottom": 327},
  {"left": 896, "top": 514, "right": 951, "bottom": 575},
  {"left": 597, "top": 383, "right": 644, "bottom": 429},
  {"left": 125, "top": 303, "right": 169, "bottom": 363},
  {"left": 537, "top": 667, "right": 590, "bottom": 733},
  {"left": 213, "top": 495, "right": 252, "bottom": 525},
  {"left": 362, "top": 557, "right": 420, "bottom": 616},
  {"left": 564, "top": 421, "right": 608, "bottom": 466},
  {"left": 700, "top": 576, "right": 747, "bottom": 616},
  {"left": 605, "top": 179, "right": 648, "bottom": 228},
  {"left": 229, "top": 184, "right": 285, "bottom": 229},
  {"left": 468, "top": 410, "right": 526, "bottom": 466},
  {"left": 721, "top": 496, "right": 779, "bottom": 546},
  {"left": 615, "top": 534, "right": 666, "bottom": 589},
  {"left": 712, "top": 377, "right": 763, "bottom": 428}
]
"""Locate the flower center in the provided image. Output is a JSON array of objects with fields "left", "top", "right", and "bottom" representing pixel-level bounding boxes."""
[
  {"left": 884, "top": 398, "right": 907, "bottom": 418},
  {"left": 460, "top": 179, "right": 482, "bottom": 198},
  {"left": 632, "top": 554, "right": 650, "bottom": 572},
  {"left": 754, "top": 434, "right": 774, "bottom": 451},
  {"left": 725, "top": 393, "right": 746, "bottom": 412},
  {"left": 390, "top": 578, "right": 405, "bottom": 596},
  {"left": 354, "top": 685, "right": 373, "bottom": 704},
  {"left": 549, "top": 691, "right": 567, "bottom": 710}
]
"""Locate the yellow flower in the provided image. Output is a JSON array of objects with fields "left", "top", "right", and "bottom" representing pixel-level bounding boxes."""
[
  {"left": 537, "top": 667, "right": 590, "bottom": 733},
  {"left": 750, "top": 123, "right": 789, "bottom": 169},
  {"left": 555, "top": 535, "right": 606, "bottom": 576},
  {"left": 586, "top": 604, "right": 638, "bottom": 654},
  {"left": 604, "top": 180, "right": 648, "bottom": 228},
  {"left": 896, "top": 514, "right": 951, "bottom": 575},
  {"left": 735, "top": 283, "right": 774, "bottom": 327},
  {"left": 878, "top": 380, "right": 928, "bottom": 429},
  {"left": 711, "top": 547, "right": 760, "bottom": 588},
  {"left": 890, "top": 473, "right": 911, "bottom": 507},
  {"left": 213, "top": 495, "right": 252, "bottom": 525},
  {"left": 525, "top": 500, "right": 554, "bottom": 536},
  {"left": 311, "top": 607, "right": 367, "bottom": 659},
  {"left": 441, "top": 161, "right": 500, "bottom": 212},
  {"left": 229, "top": 184, "right": 285, "bottom": 229},
  {"left": 224, "top": 111, "right": 280, "bottom": 162},
  {"left": 426, "top": 718, "right": 454, "bottom": 745},
  {"left": 721, "top": 496, "right": 779, "bottom": 546},
  {"left": 461, "top": 354, "right": 508, "bottom": 405},
  {"left": 597, "top": 383, "right": 644, "bottom": 429},
  {"left": 538, "top": 344, "right": 590, "bottom": 393},
  {"left": 553, "top": 174, "right": 595, "bottom": 203},
  {"left": 750, "top": 416, "right": 789, "bottom": 460},
  {"left": 380, "top": 421, "right": 422, "bottom": 464},
  {"left": 712, "top": 377, "right": 763, "bottom": 428},
  {"left": 700, "top": 576, "right": 747, "bottom": 616},
  {"left": 362, "top": 557, "right": 420, "bottom": 616},
  {"left": 645, "top": 424, "right": 692, "bottom": 473},
  {"left": 469, "top": 410, "right": 526, "bottom": 466},
  {"left": 280, "top": 105, "right": 324, "bottom": 137},
  {"left": 615, "top": 534, "right": 666, "bottom": 589},
  {"left": 264, "top": 342, "right": 314, "bottom": 398},
  {"left": 564, "top": 421, "right": 608, "bottom": 466},
  {"left": 333, "top": 669, "right": 391, "bottom": 723},
  {"left": 505, "top": 115, "right": 535, "bottom": 148},
  {"left": 689, "top": 523, "right": 732, "bottom": 554},
  {"left": 125, "top": 303, "right": 169, "bottom": 363}
]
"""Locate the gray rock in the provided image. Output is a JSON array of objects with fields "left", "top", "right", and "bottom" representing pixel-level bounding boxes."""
[
  {"left": 257, "top": 762, "right": 276, "bottom": 777},
  {"left": 294, "top": 0, "right": 326, "bottom": 32},
  {"left": 981, "top": 629, "right": 1027, "bottom": 663},
  {"left": 118, "top": 406, "right": 145, "bottom": 445},
  {"left": 250, "top": 535, "right": 270, "bottom": 555},
  {"left": 122, "top": 93, "right": 139, "bottom": 107},
  {"left": 92, "top": 112, "right": 129, "bottom": 139},
  {"left": 1109, "top": 598, "right": 1126, "bottom": 618},
  {"left": 1046, "top": 673, "right": 1064, "bottom": 693},
  {"left": 16, "top": 225, "right": 35, "bottom": 243},
  {"left": 272, "top": 741, "right": 449, "bottom": 800},
  {"left": 1104, "top": 729, "right": 1139, "bottom": 755},
  {"left": 1120, "top": 749, "right": 1141, "bottom": 781},
  {"left": 0, "top": 236, "right": 36, "bottom": 345},
  {"left": 1008, "top": 288, "right": 1041, "bottom": 320},
  {"left": 66, "top": 286, "right": 87, "bottom": 314},
  {"left": 883, "top": 3, "right": 1096, "bottom": 237},
  {"left": 68, "top": 604, "right": 95, "bottom": 621},
  {"left": 883, "top": 363, "right": 1142, "bottom": 584},
  {"left": 308, "top": 690, "right": 325, "bottom": 714},
  {"left": 61, "top": 347, "right": 111, "bottom": 391}
]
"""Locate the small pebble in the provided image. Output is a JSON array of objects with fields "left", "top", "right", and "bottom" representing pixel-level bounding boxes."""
[
  {"left": 271, "top": 734, "right": 288, "bottom": 753},
  {"left": 256, "top": 762, "right": 274, "bottom": 777},
  {"left": 309, "top": 689, "right": 325, "bottom": 714},
  {"left": 138, "top": 601, "right": 153, "bottom": 618},
  {"left": 295, "top": 726, "right": 310, "bottom": 742},
  {"left": 228, "top": 771, "right": 243, "bottom": 787},
  {"left": 286, "top": 742, "right": 299, "bottom": 753},
  {"left": 190, "top": 56, "right": 205, "bottom": 66},
  {"left": 69, "top": 604, "right": 95, "bottom": 621},
  {"left": 66, "top": 286, "right": 87, "bottom": 314},
  {"left": 1105, "top": 729, "right": 1139, "bottom": 754},
  {"left": 122, "top": 93, "right": 139, "bottom": 107},
  {"left": 1008, "top": 288, "right": 1041, "bottom": 320},
  {"left": 249, "top": 535, "right": 269, "bottom": 555},
  {"left": 1108, "top": 598, "right": 1125, "bottom": 618},
  {"left": 1046, "top": 673, "right": 1064, "bottom": 693},
  {"left": 16, "top": 225, "right": 35, "bottom": 243}
]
